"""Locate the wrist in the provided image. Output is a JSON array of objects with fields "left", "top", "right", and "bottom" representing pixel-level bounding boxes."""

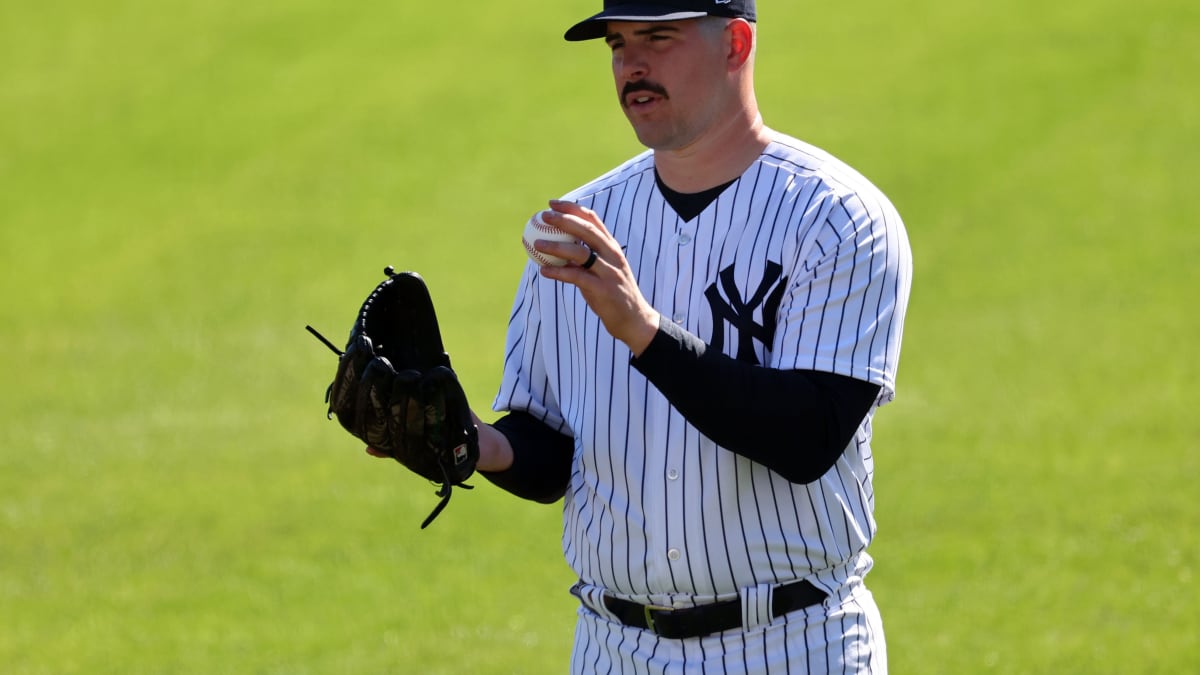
[
  {"left": 624, "top": 308, "right": 662, "bottom": 358},
  {"left": 475, "top": 422, "right": 515, "bottom": 472}
]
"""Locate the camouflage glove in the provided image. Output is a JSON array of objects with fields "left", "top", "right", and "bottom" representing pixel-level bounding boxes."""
[{"left": 308, "top": 267, "right": 478, "bottom": 528}]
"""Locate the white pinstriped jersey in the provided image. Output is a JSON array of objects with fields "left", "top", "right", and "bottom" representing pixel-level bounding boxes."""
[{"left": 494, "top": 129, "right": 911, "bottom": 609}]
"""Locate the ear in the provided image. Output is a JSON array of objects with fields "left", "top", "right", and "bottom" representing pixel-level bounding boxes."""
[{"left": 726, "top": 19, "right": 754, "bottom": 70}]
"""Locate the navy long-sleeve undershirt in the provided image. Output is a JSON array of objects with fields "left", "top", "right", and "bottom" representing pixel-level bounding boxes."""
[{"left": 481, "top": 318, "right": 880, "bottom": 501}]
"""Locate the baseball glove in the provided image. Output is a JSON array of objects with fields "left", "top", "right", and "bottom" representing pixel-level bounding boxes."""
[{"left": 307, "top": 267, "right": 479, "bottom": 528}]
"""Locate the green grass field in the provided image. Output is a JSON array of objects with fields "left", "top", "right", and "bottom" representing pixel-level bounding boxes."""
[{"left": 2, "top": 1, "right": 1196, "bottom": 672}]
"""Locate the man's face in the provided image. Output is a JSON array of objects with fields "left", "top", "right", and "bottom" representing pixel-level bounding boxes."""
[{"left": 605, "top": 19, "right": 731, "bottom": 151}]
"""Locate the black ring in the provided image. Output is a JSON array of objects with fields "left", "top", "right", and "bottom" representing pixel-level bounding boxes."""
[{"left": 581, "top": 249, "right": 598, "bottom": 270}]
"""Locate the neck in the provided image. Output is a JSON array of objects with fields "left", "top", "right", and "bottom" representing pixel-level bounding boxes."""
[{"left": 653, "top": 108, "right": 771, "bottom": 193}]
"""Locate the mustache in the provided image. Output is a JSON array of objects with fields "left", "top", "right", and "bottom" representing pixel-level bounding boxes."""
[{"left": 621, "top": 80, "right": 669, "bottom": 104}]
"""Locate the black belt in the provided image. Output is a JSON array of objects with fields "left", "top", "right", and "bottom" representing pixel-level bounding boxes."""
[{"left": 597, "top": 580, "right": 827, "bottom": 640}]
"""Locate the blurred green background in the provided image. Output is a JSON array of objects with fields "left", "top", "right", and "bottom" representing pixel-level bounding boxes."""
[{"left": 1, "top": 0, "right": 1196, "bottom": 672}]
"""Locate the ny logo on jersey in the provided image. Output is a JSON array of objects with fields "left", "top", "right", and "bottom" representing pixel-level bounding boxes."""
[{"left": 704, "top": 262, "right": 787, "bottom": 365}]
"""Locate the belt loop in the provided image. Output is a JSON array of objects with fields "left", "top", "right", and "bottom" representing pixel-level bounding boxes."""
[
  {"left": 572, "top": 581, "right": 621, "bottom": 624},
  {"left": 741, "top": 583, "right": 775, "bottom": 631}
]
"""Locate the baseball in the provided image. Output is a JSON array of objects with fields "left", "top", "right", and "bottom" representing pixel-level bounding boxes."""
[{"left": 522, "top": 210, "right": 578, "bottom": 267}]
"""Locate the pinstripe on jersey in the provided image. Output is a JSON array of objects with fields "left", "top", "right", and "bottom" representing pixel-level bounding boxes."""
[{"left": 493, "top": 129, "right": 910, "bottom": 667}]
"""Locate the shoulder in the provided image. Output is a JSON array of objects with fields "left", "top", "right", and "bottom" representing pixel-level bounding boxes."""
[
  {"left": 560, "top": 150, "right": 656, "bottom": 204},
  {"left": 759, "top": 129, "right": 895, "bottom": 208},
  {"left": 758, "top": 129, "right": 905, "bottom": 240}
]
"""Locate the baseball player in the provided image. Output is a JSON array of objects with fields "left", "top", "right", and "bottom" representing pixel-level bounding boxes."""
[{"left": 470, "top": 1, "right": 912, "bottom": 672}]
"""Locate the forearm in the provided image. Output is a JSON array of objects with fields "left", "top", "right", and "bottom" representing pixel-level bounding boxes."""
[
  {"left": 630, "top": 317, "right": 880, "bottom": 483},
  {"left": 477, "top": 411, "right": 574, "bottom": 503}
]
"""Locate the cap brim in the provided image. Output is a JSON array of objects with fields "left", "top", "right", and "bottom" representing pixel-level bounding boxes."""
[{"left": 564, "top": 7, "right": 708, "bottom": 41}]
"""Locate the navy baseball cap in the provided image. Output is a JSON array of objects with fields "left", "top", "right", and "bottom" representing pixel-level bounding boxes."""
[{"left": 564, "top": 0, "right": 757, "bottom": 41}]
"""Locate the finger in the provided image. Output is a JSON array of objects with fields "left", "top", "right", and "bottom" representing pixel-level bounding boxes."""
[
  {"left": 534, "top": 240, "right": 596, "bottom": 268},
  {"left": 540, "top": 216, "right": 621, "bottom": 269},
  {"left": 548, "top": 199, "right": 603, "bottom": 229},
  {"left": 540, "top": 209, "right": 597, "bottom": 242},
  {"left": 539, "top": 255, "right": 608, "bottom": 287},
  {"left": 580, "top": 247, "right": 600, "bottom": 271},
  {"left": 544, "top": 202, "right": 618, "bottom": 255}
]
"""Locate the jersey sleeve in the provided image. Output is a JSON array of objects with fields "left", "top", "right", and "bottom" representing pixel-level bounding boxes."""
[
  {"left": 772, "top": 190, "right": 912, "bottom": 405},
  {"left": 492, "top": 264, "right": 570, "bottom": 433}
]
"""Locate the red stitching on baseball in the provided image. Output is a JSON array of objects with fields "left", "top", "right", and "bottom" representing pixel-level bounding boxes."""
[
  {"left": 522, "top": 236, "right": 561, "bottom": 266},
  {"left": 530, "top": 214, "right": 560, "bottom": 235}
]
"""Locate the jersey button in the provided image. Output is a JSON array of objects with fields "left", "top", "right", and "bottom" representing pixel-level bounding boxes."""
[
  {"left": 672, "top": 313, "right": 685, "bottom": 324},
  {"left": 667, "top": 548, "right": 681, "bottom": 561},
  {"left": 678, "top": 233, "right": 693, "bottom": 246},
  {"left": 667, "top": 469, "right": 679, "bottom": 480}
]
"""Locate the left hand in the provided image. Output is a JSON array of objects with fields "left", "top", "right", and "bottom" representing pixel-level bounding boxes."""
[{"left": 534, "top": 200, "right": 660, "bottom": 356}]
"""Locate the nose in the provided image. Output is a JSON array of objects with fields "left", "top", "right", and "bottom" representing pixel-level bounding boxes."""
[{"left": 614, "top": 43, "right": 648, "bottom": 81}]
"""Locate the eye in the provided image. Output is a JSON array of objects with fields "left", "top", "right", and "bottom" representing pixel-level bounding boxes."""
[{"left": 645, "top": 30, "right": 676, "bottom": 47}]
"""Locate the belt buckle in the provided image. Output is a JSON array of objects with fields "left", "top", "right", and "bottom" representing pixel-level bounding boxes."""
[{"left": 642, "top": 603, "right": 674, "bottom": 634}]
